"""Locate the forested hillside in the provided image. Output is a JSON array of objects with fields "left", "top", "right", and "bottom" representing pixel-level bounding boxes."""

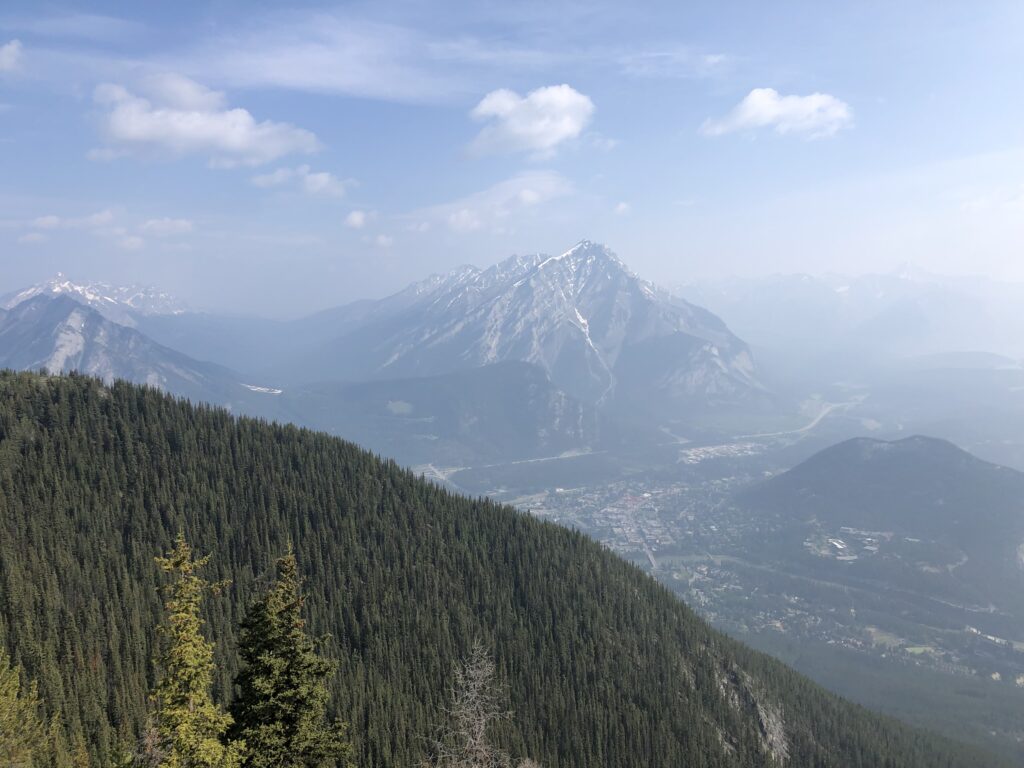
[{"left": 0, "top": 372, "right": 1005, "bottom": 767}]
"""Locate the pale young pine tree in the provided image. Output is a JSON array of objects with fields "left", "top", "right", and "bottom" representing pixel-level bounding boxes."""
[
  {"left": 146, "top": 534, "right": 244, "bottom": 768},
  {"left": 0, "top": 646, "right": 46, "bottom": 768}
]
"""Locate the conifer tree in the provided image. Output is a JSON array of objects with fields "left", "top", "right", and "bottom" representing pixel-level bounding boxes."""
[
  {"left": 149, "top": 534, "right": 243, "bottom": 768},
  {"left": 229, "top": 547, "right": 350, "bottom": 768},
  {"left": 0, "top": 646, "right": 45, "bottom": 767},
  {"left": 42, "top": 714, "right": 75, "bottom": 768},
  {"left": 70, "top": 733, "right": 91, "bottom": 768}
]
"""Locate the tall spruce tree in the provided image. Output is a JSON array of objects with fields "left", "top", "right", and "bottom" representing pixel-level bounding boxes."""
[
  {"left": 0, "top": 646, "right": 46, "bottom": 767},
  {"left": 149, "top": 534, "right": 243, "bottom": 768},
  {"left": 229, "top": 547, "right": 350, "bottom": 768}
]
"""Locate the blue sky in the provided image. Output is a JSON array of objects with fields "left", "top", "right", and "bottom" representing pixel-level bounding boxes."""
[{"left": 1, "top": 1, "right": 1022, "bottom": 315}]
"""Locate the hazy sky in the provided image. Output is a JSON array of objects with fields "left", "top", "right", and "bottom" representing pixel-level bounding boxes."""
[{"left": 1, "top": 1, "right": 1023, "bottom": 315}]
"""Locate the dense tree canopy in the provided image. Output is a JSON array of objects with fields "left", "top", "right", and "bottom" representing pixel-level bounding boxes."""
[{"left": 0, "top": 371, "right": 1009, "bottom": 767}]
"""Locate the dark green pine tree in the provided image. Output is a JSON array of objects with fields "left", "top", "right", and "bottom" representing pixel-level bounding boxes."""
[{"left": 229, "top": 547, "right": 350, "bottom": 768}]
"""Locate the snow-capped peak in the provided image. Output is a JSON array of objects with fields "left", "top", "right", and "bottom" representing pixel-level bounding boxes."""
[
  {"left": 890, "top": 261, "right": 938, "bottom": 283},
  {"left": 2, "top": 275, "right": 186, "bottom": 327},
  {"left": 548, "top": 239, "right": 629, "bottom": 270},
  {"left": 335, "top": 240, "right": 761, "bottom": 410}
]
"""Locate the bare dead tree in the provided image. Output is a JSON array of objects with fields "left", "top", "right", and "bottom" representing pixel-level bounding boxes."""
[{"left": 423, "top": 642, "right": 540, "bottom": 768}]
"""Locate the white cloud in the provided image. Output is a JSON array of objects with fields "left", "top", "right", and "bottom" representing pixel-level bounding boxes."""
[
  {"left": 31, "top": 210, "right": 115, "bottom": 230},
  {"left": 143, "top": 73, "right": 226, "bottom": 111},
  {"left": 5, "top": 14, "right": 145, "bottom": 42},
  {"left": 118, "top": 234, "right": 144, "bottom": 250},
  {"left": 416, "top": 170, "right": 573, "bottom": 233},
  {"left": 345, "top": 210, "right": 370, "bottom": 229},
  {"left": 251, "top": 165, "right": 349, "bottom": 196},
  {"left": 301, "top": 168, "right": 347, "bottom": 197},
  {"left": 374, "top": 234, "right": 394, "bottom": 247},
  {"left": 82, "top": 210, "right": 116, "bottom": 227},
  {"left": 31, "top": 214, "right": 61, "bottom": 229},
  {"left": 22, "top": 207, "right": 155, "bottom": 249},
  {"left": 250, "top": 167, "right": 293, "bottom": 188},
  {"left": 701, "top": 88, "right": 852, "bottom": 139},
  {"left": 470, "top": 84, "right": 594, "bottom": 157},
  {"left": 99, "top": 225, "right": 147, "bottom": 251},
  {"left": 614, "top": 201, "right": 630, "bottom": 215},
  {"left": 619, "top": 49, "right": 729, "bottom": 79},
  {"left": 141, "top": 217, "right": 194, "bottom": 236},
  {"left": 0, "top": 40, "right": 22, "bottom": 72},
  {"left": 180, "top": 18, "right": 452, "bottom": 102},
  {"left": 92, "top": 76, "right": 320, "bottom": 167},
  {"left": 448, "top": 208, "right": 483, "bottom": 232},
  {"left": 23, "top": 209, "right": 145, "bottom": 250},
  {"left": 588, "top": 133, "right": 618, "bottom": 152},
  {"left": 171, "top": 14, "right": 559, "bottom": 104}
]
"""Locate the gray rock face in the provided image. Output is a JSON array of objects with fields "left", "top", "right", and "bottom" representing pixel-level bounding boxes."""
[
  {"left": 0, "top": 294, "right": 242, "bottom": 403},
  {"left": 305, "top": 240, "right": 763, "bottom": 417}
]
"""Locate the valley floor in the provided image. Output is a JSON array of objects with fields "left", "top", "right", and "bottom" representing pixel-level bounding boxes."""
[{"left": 472, "top": 432, "right": 1024, "bottom": 762}]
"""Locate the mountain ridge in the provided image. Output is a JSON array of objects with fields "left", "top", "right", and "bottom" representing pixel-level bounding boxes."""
[
  {"left": 296, "top": 240, "right": 764, "bottom": 419},
  {"left": 0, "top": 371, "right": 1004, "bottom": 767},
  {"left": 0, "top": 294, "right": 250, "bottom": 404},
  {"left": 2, "top": 273, "right": 186, "bottom": 327},
  {"left": 0, "top": 241, "right": 769, "bottom": 464},
  {"left": 734, "top": 433, "right": 1024, "bottom": 620}
]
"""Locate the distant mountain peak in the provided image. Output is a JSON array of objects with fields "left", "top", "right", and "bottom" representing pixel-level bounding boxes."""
[
  {"left": 508, "top": 241, "right": 639, "bottom": 299},
  {"left": 544, "top": 239, "right": 630, "bottom": 271},
  {"left": 561, "top": 238, "right": 613, "bottom": 259},
  {"left": 305, "top": 240, "right": 763, "bottom": 417},
  {"left": 890, "top": 261, "right": 938, "bottom": 283},
  {"left": 0, "top": 293, "right": 242, "bottom": 400},
  {"left": 2, "top": 275, "right": 186, "bottom": 326},
  {"left": 825, "top": 435, "right": 970, "bottom": 463}
]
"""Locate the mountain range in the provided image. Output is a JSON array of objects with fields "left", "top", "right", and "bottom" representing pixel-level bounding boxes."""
[
  {"left": 0, "top": 242, "right": 766, "bottom": 467},
  {"left": 1, "top": 273, "right": 186, "bottom": 326},
  {"left": 4, "top": 259, "right": 1024, "bottom": 762},
  {"left": 0, "top": 294, "right": 245, "bottom": 404},
  {"left": 283, "top": 241, "right": 762, "bottom": 416},
  {"left": 677, "top": 268, "right": 1024, "bottom": 368}
]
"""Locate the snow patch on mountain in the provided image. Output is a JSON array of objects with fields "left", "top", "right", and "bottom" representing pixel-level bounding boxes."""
[{"left": 241, "top": 383, "right": 284, "bottom": 395}]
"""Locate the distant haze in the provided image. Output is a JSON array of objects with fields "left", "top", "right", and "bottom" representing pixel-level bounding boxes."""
[{"left": 1, "top": 1, "right": 1023, "bottom": 315}]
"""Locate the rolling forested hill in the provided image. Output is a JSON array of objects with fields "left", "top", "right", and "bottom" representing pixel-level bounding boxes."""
[{"left": 0, "top": 371, "right": 1006, "bottom": 767}]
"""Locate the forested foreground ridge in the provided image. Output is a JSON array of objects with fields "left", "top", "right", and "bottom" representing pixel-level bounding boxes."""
[{"left": 0, "top": 371, "right": 1008, "bottom": 767}]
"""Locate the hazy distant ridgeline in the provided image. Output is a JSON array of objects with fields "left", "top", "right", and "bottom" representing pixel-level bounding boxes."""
[{"left": 735, "top": 435, "right": 1024, "bottom": 617}]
